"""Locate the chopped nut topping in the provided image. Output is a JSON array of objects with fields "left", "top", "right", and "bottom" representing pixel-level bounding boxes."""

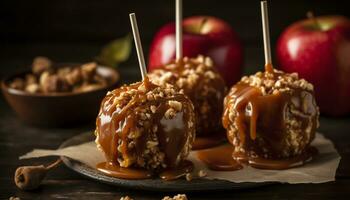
[
  {"left": 164, "top": 108, "right": 176, "bottom": 119},
  {"left": 150, "top": 105, "right": 157, "bottom": 113},
  {"left": 241, "top": 69, "right": 315, "bottom": 95},
  {"left": 168, "top": 100, "right": 182, "bottom": 111},
  {"left": 205, "top": 57, "right": 213, "bottom": 67}
]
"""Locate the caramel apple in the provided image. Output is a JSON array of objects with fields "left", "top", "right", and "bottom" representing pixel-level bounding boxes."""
[
  {"left": 222, "top": 67, "right": 320, "bottom": 163},
  {"left": 197, "top": 1, "right": 320, "bottom": 171},
  {"left": 95, "top": 77, "right": 195, "bottom": 177},
  {"left": 149, "top": 55, "right": 227, "bottom": 136}
]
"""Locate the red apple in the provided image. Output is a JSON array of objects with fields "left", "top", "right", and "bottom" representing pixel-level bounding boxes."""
[
  {"left": 148, "top": 16, "right": 243, "bottom": 86},
  {"left": 276, "top": 15, "right": 350, "bottom": 116}
]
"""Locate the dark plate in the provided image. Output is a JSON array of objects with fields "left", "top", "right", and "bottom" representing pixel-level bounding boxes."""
[{"left": 60, "top": 132, "right": 273, "bottom": 192}]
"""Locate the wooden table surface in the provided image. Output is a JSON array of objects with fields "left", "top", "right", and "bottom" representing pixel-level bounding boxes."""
[{"left": 1, "top": 44, "right": 350, "bottom": 200}]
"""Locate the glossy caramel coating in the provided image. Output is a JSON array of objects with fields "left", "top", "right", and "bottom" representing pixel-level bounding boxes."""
[
  {"left": 222, "top": 69, "right": 319, "bottom": 159},
  {"left": 149, "top": 55, "right": 227, "bottom": 135},
  {"left": 95, "top": 78, "right": 195, "bottom": 171}
]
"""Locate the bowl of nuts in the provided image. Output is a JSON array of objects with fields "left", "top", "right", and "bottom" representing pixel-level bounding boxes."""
[{"left": 1, "top": 57, "right": 120, "bottom": 127}]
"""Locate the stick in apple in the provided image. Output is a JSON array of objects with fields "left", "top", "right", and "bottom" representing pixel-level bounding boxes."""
[
  {"left": 176, "top": 0, "right": 183, "bottom": 60},
  {"left": 129, "top": 13, "right": 147, "bottom": 79},
  {"left": 260, "top": 1, "right": 273, "bottom": 72}
]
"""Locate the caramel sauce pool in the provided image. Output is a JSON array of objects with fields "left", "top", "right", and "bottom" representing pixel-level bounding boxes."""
[
  {"left": 159, "top": 160, "right": 194, "bottom": 181},
  {"left": 96, "top": 160, "right": 193, "bottom": 180},
  {"left": 96, "top": 162, "right": 152, "bottom": 179},
  {"left": 197, "top": 144, "right": 318, "bottom": 171},
  {"left": 192, "top": 132, "right": 227, "bottom": 150},
  {"left": 196, "top": 144, "right": 242, "bottom": 171},
  {"left": 233, "top": 146, "right": 318, "bottom": 170}
]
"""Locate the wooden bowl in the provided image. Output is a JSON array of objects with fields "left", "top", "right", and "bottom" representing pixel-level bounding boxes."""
[{"left": 1, "top": 64, "right": 120, "bottom": 127}]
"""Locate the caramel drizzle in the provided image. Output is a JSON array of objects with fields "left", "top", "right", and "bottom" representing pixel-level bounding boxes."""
[
  {"left": 265, "top": 63, "right": 274, "bottom": 74},
  {"left": 223, "top": 64, "right": 276, "bottom": 149},
  {"left": 234, "top": 86, "right": 262, "bottom": 144},
  {"left": 233, "top": 146, "right": 318, "bottom": 170},
  {"left": 223, "top": 84, "right": 262, "bottom": 147}
]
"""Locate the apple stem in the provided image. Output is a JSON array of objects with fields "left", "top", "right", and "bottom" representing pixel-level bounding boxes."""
[
  {"left": 307, "top": 11, "right": 321, "bottom": 30},
  {"left": 198, "top": 18, "right": 208, "bottom": 33},
  {"left": 129, "top": 13, "right": 147, "bottom": 80}
]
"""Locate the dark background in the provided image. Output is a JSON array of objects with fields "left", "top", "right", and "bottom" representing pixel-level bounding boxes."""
[
  {"left": 1, "top": 0, "right": 350, "bottom": 199},
  {"left": 1, "top": 0, "right": 350, "bottom": 79}
]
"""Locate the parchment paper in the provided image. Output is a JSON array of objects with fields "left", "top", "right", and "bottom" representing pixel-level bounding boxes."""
[{"left": 20, "top": 133, "right": 340, "bottom": 184}]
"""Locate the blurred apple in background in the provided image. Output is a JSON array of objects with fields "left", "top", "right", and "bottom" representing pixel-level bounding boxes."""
[
  {"left": 148, "top": 16, "right": 243, "bottom": 86},
  {"left": 276, "top": 14, "right": 350, "bottom": 116}
]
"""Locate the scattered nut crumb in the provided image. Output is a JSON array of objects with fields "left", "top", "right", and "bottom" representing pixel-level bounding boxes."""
[
  {"left": 198, "top": 170, "right": 207, "bottom": 177},
  {"left": 162, "top": 194, "right": 188, "bottom": 200},
  {"left": 120, "top": 196, "right": 133, "bottom": 200},
  {"left": 185, "top": 173, "right": 193, "bottom": 181}
]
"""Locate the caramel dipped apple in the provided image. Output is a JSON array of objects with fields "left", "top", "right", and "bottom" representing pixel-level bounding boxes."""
[
  {"left": 95, "top": 77, "right": 195, "bottom": 179},
  {"left": 149, "top": 55, "right": 227, "bottom": 136},
  {"left": 222, "top": 66, "right": 320, "bottom": 168}
]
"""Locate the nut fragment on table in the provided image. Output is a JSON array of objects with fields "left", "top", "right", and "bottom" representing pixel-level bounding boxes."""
[
  {"left": 119, "top": 194, "right": 188, "bottom": 200},
  {"left": 185, "top": 173, "right": 193, "bottom": 181},
  {"left": 9, "top": 196, "right": 21, "bottom": 200},
  {"left": 162, "top": 194, "right": 188, "bottom": 200},
  {"left": 198, "top": 170, "right": 207, "bottom": 177},
  {"left": 120, "top": 196, "right": 134, "bottom": 200}
]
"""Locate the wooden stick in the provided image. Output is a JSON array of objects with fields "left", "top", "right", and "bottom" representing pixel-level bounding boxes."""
[
  {"left": 260, "top": 1, "right": 272, "bottom": 66},
  {"left": 176, "top": 0, "right": 183, "bottom": 60},
  {"left": 129, "top": 13, "right": 147, "bottom": 80}
]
